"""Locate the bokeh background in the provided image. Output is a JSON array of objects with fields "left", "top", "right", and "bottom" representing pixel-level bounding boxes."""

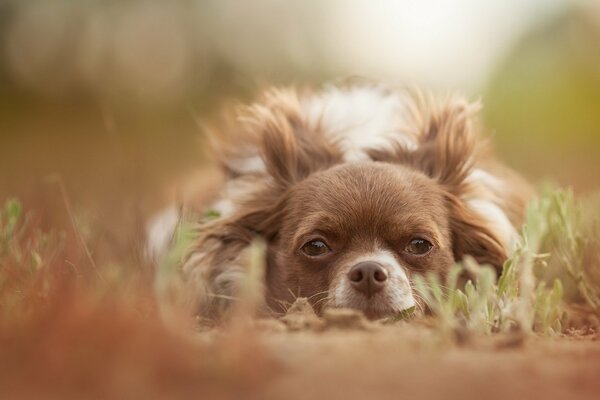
[{"left": 0, "top": 0, "right": 599, "bottom": 261}]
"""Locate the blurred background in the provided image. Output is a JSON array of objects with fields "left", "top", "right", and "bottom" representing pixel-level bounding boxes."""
[{"left": 0, "top": 0, "right": 598, "bottom": 259}]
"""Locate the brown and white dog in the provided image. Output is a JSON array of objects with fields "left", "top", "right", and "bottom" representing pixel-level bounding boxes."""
[{"left": 148, "top": 82, "right": 533, "bottom": 320}]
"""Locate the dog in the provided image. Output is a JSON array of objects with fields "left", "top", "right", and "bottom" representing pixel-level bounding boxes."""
[{"left": 148, "top": 82, "right": 533, "bottom": 320}]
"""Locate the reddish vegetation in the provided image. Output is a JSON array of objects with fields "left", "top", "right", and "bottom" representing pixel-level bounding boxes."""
[
  {"left": 1, "top": 195, "right": 598, "bottom": 400},
  {"left": 0, "top": 209, "right": 274, "bottom": 399}
]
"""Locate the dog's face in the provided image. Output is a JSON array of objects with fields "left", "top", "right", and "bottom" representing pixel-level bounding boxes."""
[
  {"left": 267, "top": 162, "right": 454, "bottom": 318},
  {"left": 193, "top": 87, "right": 517, "bottom": 320}
]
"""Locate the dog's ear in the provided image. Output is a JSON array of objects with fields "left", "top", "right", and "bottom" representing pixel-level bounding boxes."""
[
  {"left": 368, "top": 93, "right": 508, "bottom": 271},
  {"left": 185, "top": 88, "right": 343, "bottom": 317},
  {"left": 415, "top": 96, "right": 507, "bottom": 271},
  {"left": 183, "top": 193, "right": 287, "bottom": 318},
  {"left": 382, "top": 93, "right": 481, "bottom": 188},
  {"left": 444, "top": 193, "right": 507, "bottom": 271},
  {"left": 245, "top": 89, "right": 342, "bottom": 187},
  {"left": 367, "top": 93, "right": 481, "bottom": 185},
  {"left": 416, "top": 96, "right": 507, "bottom": 271}
]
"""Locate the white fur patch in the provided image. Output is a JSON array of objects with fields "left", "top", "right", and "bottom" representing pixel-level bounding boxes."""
[
  {"left": 301, "top": 85, "right": 417, "bottom": 161},
  {"left": 227, "top": 155, "right": 265, "bottom": 175},
  {"left": 466, "top": 169, "right": 519, "bottom": 253},
  {"left": 467, "top": 168, "right": 505, "bottom": 191},
  {"left": 145, "top": 205, "right": 180, "bottom": 261},
  {"left": 467, "top": 199, "right": 519, "bottom": 252},
  {"left": 332, "top": 250, "right": 415, "bottom": 316},
  {"left": 147, "top": 85, "right": 521, "bottom": 274},
  {"left": 211, "top": 177, "right": 263, "bottom": 218},
  {"left": 211, "top": 199, "right": 235, "bottom": 217},
  {"left": 213, "top": 86, "right": 418, "bottom": 218}
]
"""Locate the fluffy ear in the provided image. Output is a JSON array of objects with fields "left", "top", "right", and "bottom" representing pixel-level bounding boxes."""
[
  {"left": 368, "top": 93, "right": 507, "bottom": 271},
  {"left": 184, "top": 87, "right": 344, "bottom": 317},
  {"left": 418, "top": 96, "right": 507, "bottom": 271},
  {"left": 411, "top": 96, "right": 480, "bottom": 187},
  {"left": 369, "top": 93, "right": 482, "bottom": 186},
  {"left": 245, "top": 89, "right": 343, "bottom": 187},
  {"left": 444, "top": 194, "right": 507, "bottom": 271},
  {"left": 420, "top": 97, "right": 508, "bottom": 271},
  {"left": 415, "top": 96, "right": 506, "bottom": 271},
  {"left": 182, "top": 196, "right": 287, "bottom": 318}
]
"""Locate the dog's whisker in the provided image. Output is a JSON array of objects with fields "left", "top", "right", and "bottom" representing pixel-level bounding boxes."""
[
  {"left": 311, "top": 295, "right": 333, "bottom": 309},
  {"left": 286, "top": 288, "right": 298, "bottom": 301},
  {"left": 412, "top": 293, "right": 427, "bottom": 314},
  {"left": 306, "top": 290, "right": 330, "bottom": 301},
  {"left": 273, "top": 298, "right": 293, "bottom": 313}
]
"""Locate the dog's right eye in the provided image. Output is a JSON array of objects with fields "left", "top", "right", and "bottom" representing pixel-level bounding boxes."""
[
  {"left": 404, "top": 238, "right": 433, "bottom": 256},
  {"left": 301, "top": 240, "right": 331, "bottom": 257}
]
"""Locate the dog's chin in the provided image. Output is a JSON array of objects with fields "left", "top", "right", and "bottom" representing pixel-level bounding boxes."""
[{"left": 332, "top": 293, "right": 416, "bottom": 320}]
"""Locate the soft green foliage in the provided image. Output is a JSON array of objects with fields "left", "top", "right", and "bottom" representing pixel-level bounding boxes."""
[
  {"left": 154, "top": 215, "right": 199, "bottom": 318},
  {"left": 415, "top": 188, "right": 599, "bottom": 336},
  {"left": 1, "top": 199, "right": 23, "bottom": 258},
  {"left": 536, "top": 188, "right": 599, "bottom": 309},
  {"left": 5, "top": 189, "right": 596, "bottom": 336},
  {"left": 154, "top": 210, "right": 269, "bottom": 323},
  {"left": 0, "top": 198, "right": 62, "bottom": 276},
  {"left": 235, "top": 239, "right": 267, "bottom": 318},
  {"left": 0, "top": 198, "right": 66, "bottom": 324},
  {"left": 203, "top": 209, "right": 221, "bottom": 221}
]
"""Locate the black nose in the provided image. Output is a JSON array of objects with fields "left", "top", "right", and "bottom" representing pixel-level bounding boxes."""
[{"left": 348, "top": 262, "right": 388, "bottom": 298}]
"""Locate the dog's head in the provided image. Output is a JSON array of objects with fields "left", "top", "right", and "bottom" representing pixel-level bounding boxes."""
[
  {"left": 199, "top": 87, "right": 510, "bottom": 319},
  {"left": 270, "top": 162, "right": 456, "bottom": 318}
]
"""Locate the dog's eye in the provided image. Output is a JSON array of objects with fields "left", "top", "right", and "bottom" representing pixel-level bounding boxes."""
[
  {"left": 301, "top": 240, "right": 331, "bottom": 257},
  {"left": 404, "top": 238, "right": 433, "bottom": 256}
]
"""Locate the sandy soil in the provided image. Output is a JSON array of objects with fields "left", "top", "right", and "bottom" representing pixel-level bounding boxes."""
[
  {"left": 2, "top": 111, "right": 599, "bottom": 400},
  {"left": 187, "top": 302, "right": 600, "bottom": 400},
  {"left": 253, "top": 327, "right": 599, "bottom": 400}
]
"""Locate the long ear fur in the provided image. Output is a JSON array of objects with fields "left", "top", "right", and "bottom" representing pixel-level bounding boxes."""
[
  {"left": 368, "top": 92, "right": 507, "bottom": 271},
  {"left": 184, "top": 88, "right": 343, "bottom": 317},
  {"left": 217, "top": 88, "right": 342, "bottom": 186},
  {"left": 256, "top": 89, "right": 343, "bottom": 185},
  {"left": 444, "top": 193, "right": 507, "bottom": 270},
  {"left": 182, "top": 199, "right": 286, "bottom": 318},
  {"left": 368, "top": 92, "right": 481, "bottom": 188}
]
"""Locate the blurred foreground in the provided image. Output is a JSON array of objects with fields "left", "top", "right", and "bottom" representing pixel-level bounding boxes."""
[
  {"left": 1, "top": 193, "right": 599, "bottom": 399},
  {"left": 1, "top": 1, "right": 600, "bottom": 399}
]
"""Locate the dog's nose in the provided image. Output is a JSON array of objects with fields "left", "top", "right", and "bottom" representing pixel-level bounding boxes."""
[{"left": 348, "top": 262, "right": 388, "bottom": 298}]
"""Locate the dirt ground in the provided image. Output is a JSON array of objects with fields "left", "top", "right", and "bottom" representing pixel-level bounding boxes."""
[
  {"left": 282, "top": 329, "right": 600, "bottom": 399},
  {"left": 159, "top": 313, "right": 600, "bottom": 400},
  {"left": 254, "top": 327, "right": 600, "bottom": 400},
  {"left": 189, "top": 304, "right": 600, "bottom": 400},
  {"left": 2, "top": 301, "right": 599, "bottom": 400},
  {"left": 2, "top": 106, "right": 599, "bottom": 400}
]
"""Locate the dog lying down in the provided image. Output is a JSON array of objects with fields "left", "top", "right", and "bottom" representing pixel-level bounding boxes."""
[{"left": 148, "top": 82, "right": 534, "bottom": 320}]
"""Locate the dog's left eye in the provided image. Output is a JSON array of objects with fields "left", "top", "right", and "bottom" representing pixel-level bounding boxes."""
[
  {"left": 404, "top": 238, "right": 433, "bottom": 256},
  {"left": 301, "top": 240, "right": 331, "bottom": 257}
]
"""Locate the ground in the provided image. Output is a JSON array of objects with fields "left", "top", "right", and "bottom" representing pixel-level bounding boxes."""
[
  {"left": 255, "top": 326, "right": 600, "bottom": 400},
  {"left": 1, "top": 102, "right": 599, "bottom": 400}
]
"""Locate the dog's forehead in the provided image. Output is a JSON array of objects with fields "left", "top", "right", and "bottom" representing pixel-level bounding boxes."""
[
  {"left": 293, "top": 162, "right": 442, "bottom": 212},
  {"left": 287, "top": 162, "right": 447, "bottom": 239}
]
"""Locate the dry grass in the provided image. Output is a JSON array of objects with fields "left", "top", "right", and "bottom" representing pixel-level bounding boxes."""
[
  {"left": 0, "top": 199, "right": 275, "bottom": 399},
  {"left": 414, "top": 188, "right": 600, "bottom": 336},
  {"left": 1, "top": 185, "right": 599, "bottom": 399}
]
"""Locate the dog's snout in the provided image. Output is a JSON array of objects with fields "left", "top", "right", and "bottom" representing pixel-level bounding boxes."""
[{"left": 348, "top": 262, "right": 388, "bottom": 298}]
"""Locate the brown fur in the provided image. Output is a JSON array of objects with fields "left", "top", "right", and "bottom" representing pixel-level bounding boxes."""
[
  {"left": 181, "top": 85, "right": 532, "bottom": 318},
  {"left": 266, "top": 162, "right": 456, "bottom": 315}
]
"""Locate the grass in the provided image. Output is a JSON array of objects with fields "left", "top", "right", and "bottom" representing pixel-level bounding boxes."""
[
  {"left": 414, "top": 187, "right": 600, "bottom": 336},
  {"left": 0, "top": 186, "right": 599, "bottom": 398},
  {"left": 148, "top": 186, "right": 600, "bottom": 337},
  {"left": 0, "top": 186, "right": 598, "bottom": 385},
  {"left": 152, "top": 187, "right": 600, "bottom": 335},
  {"left": 0, "top": 197, "right": 275, "bottom": 398}
]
